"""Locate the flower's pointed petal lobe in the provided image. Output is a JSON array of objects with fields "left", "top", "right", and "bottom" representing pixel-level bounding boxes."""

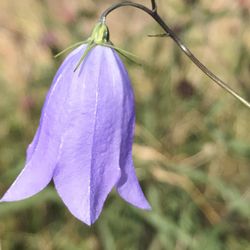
[
  {"left": 53, "top": 47, "right": 123, "bottom": 225},
  {"left": 113, "top": 52, "right": 151, "bottom": 210},
  {"left": 0, "top": 46, "right": 85, "bottom": 202}
]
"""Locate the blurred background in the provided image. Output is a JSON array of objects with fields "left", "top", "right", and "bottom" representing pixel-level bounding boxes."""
[{"left": 0, "top": 0, "right": 250, "bottom": 249}]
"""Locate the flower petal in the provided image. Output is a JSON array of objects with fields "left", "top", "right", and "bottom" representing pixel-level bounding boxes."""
[
  {"left": 113, "top": 52, "right": 151, "bottom": 210},
  {"left": 26, "top": 47, "right": 84, "bottom": 162},
  {"left": 0, "top": 46, "right": 85, "bottom": 202},
  {"left": 53, "top": 47, "right": 124, "bottom": 225}
]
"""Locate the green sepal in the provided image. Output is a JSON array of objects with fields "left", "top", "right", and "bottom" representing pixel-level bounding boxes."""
[
  {"left": 55, "top": 21, "right": 142, "bottom": 72},
  {"left": 54, "top": 40, "right": 89, "bottom": 58},
  {"left": 74, "top": 42, "right": 96, "bottom": 72},
  {"left": 104, "top": 43, "right": 142, "bottom": 66}
]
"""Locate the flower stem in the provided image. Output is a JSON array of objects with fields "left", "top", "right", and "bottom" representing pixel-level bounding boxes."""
[{"left": 100, "top": 1, "right": 250, "bottom": 109}]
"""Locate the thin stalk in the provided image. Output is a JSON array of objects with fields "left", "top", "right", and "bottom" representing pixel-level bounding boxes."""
[
  {"left": 100, "top": 1, "right": 250, "bottom": 109},
  {"left": 151, "top": 0, "right": 157, "bottom": 11}
]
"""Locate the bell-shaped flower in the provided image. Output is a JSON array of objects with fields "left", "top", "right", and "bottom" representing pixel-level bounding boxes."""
[{"left": 0, "top": 22, "right": 150, "bottom": 225}]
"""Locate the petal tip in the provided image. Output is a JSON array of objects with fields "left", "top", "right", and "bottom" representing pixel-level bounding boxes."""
[
  {"left": 66, "top": 208, "right": 100, "bottom": 226},
  {"left": 142, "top": 202, "right": 152, "bottom": 211},
  {"left": 131, "top": 198, "right": 152, "bottom": 211},
  {"left": 0, "top": 191, "right": 21, "bottom": 203}
]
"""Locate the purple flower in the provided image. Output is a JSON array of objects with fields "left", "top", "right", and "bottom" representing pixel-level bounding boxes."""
[{"left": 0, "top": 27, "right": 151, "bottom": 225}]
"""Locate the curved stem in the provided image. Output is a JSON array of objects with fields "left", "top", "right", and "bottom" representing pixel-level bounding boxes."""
[
  {"left": 100, "top": 1, "right": 250, "bottom": 109},
  {"left": 100, "top": 2, "right": 152, "bottom": 23}
]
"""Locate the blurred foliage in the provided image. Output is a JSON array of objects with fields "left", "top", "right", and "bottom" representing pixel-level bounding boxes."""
[{"left": 0, "top": 0, "right": 250, "bottom": 249}]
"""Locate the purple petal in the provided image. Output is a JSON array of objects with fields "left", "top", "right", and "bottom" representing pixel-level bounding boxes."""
[
  {"left": 26, "top": 47, "right": 84, "bottom": 162},
  {"left": 113, "top": 52, "right": 151, "bottom": 210},
  {"left": 53, "top": 46, "right": 124, "bottom": 225},
  {"left": 0, "top": 46, "right": 85, "bottom": 202}
]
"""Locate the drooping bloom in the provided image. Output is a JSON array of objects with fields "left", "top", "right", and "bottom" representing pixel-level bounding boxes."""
[{"left": 0, "top": 22, "right": 150, "bottom": 225}]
